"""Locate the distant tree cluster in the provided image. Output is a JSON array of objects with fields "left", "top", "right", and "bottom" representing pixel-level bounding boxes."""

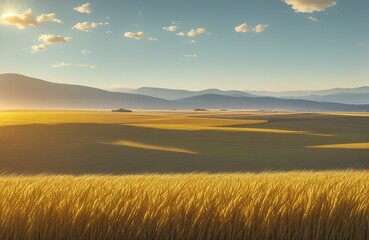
[{"left": 112, "top": 108, "right": 132, "bottom": 112}]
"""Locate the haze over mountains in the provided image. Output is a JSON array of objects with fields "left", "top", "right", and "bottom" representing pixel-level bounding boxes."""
[
  {"left": 116, "top": 86, "right": 369, "bottom": 105},
  {"left": 1, "top": 73, "right": 369, "bottom": 111}
]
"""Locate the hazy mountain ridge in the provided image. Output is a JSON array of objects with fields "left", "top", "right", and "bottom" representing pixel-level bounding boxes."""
[
  {"left": 115, "top": 87, "right": 255, "bottom": 100},
  {"left": 0, "top": 74, "right": 174, "bottom": 109},
  {"left": 1, "top": 74, "right": 369, "bottom": 111},
  {"left": 115, "top": 86, "right": 369, "bottom": 104}
]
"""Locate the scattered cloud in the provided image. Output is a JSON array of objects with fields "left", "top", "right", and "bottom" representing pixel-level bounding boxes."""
[
  {"left": 254, "top": 24, "right": 268, "bottom": 33},
  {"left": 190, "top": 40, "right": 196, "bottom": 44},
  {"left": 52, "top": 61, "right": 95, "bottom": 68},
  {"left": 74, "top": 3, "right": 92, "bottom": 14},
  {"left": 235, "top": 23, "right": 249, "bottom": 33},
  {"left": 184, "top": 54, "right": 197, "bottom": 58},
  {"left": 72, "top": 21, "right": 109, "bottom": 32},
  {"left": 148, "top": 37, "right": 158, "bottom": 41},
  {"left": 106, "top": 30, "right": 112, "bottom": 34},
  {"left": 0, "top": 8, "right": 62, "bottom": 30},
  {"left": 39, "top": 34, "right": 71, "bottom": 44},
  {"left": 163, "top": 25, "right": 177, "bottom": 32},
  {"left": 283, "top": 0, "right": 336, "bottom": 13},
  {"left": 308, "top": 16, "right": 319, "bottom": 22},
  {"left": 124, "top": 31, "right": 145, "bottom": 40},
  {"left": 176, "top": 32, "right": 186, "bottom": 36},
  {"left": 81, "top": 49, "right": 91, "bottom": 54},
  {"left": 31, "top": 44, "right": 46, "bottom": 53},
  {"left": 187, "top": 28, "right": 206, "bottom": 37},
  {"left": 31, "top": 34, "right": 70, "bottom": 53}
]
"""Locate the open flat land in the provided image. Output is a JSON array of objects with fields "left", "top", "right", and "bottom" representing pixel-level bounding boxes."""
[
  {"left": 0, "top": 110, "right": 368, "bottom": 174},
  {"left": 1, "top": 110, "right": 368, "bottom": 239}
]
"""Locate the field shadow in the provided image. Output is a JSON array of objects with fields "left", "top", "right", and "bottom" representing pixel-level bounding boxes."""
[{"left": 0, "top": 122, "right": 368, "bottom": 174}]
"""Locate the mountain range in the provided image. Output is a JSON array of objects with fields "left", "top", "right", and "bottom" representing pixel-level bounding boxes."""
[
  {"left": 114, "top": 86, "right": 369, "bottom": 105},
  {"left": 1, "top": 73, "right": 368, "bottom": 112}
]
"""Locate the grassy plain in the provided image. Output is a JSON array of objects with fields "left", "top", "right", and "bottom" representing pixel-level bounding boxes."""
[
  {"left": 1, "top": 171, "right": 368, "bottom": 240},
  {"left": 0, "top": 110, "right": 368, "bottom": 239},
  {"left": 0, "top": 110, "right": 368, "bottom": 173}
]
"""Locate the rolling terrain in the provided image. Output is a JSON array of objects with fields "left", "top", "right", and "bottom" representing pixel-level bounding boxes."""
[
  {"left": 1, "top": 73, "right": 369, "bottom": 111},
  {"left": 0, "top": 110, "right": 368, "bottom": 174}
]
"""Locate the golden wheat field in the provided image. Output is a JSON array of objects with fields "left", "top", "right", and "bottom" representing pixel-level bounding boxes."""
[{"left": 1, "top": 171, "right": 368, "bottom": 240}]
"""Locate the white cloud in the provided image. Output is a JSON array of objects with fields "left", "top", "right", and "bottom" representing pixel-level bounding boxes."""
[
  {"left": 0, "top": 8, "right": 62, "bottom": 30},
  {"left": 284, "top": 0, "right": 336, "bottom": 13},
  {"left": 163, "top": 25, "right": 177, "bottom": 32},
  {"left": 31, "top": 44, "right": 46, "bottom": 53},
  {"left": 308, "top": 16, "right": 319, "bottom": 22},
  {"left": 235, "top": 23, "right": 249, "bottom": 33},
  {"left": 74, "top": 3, "right": 92, "bottom": 14},
  {"left": 190, "top": 40, "right": 196, "bottom": 43},
  {"left": 52, "top": 61, "right": 95, "bottom": 68},
  {"left": 106, "top": 30, "right": 112, "bottom": 34},
  {"left": 72, "top": 22, "right": 109, "bottom": 32},
  {"left": 39, "top": 34, "right": 71, "bottom": 44},
  {"left": 148, "top": 37, "right": 158, "bottom": 41},
  {"left": 184, "top": 54, "right": 197, "bottom": 58},
  {"left": 187, "top": 28, "right": 206, "bottom": 37},
  {"left": 31, "top": 34, "right": 70, "bottom": 53},
  {"left": 176, "top": 32, "right": 185, "bottom": 36},
  {"left": 253, "top": 24, "right": 268, "bottom": 33},
  {"left": 81, "top": 49, "right": 91, "bottom": 54},
  {"left": 124, "top": 31, "right": 145, "bottom": 40}
]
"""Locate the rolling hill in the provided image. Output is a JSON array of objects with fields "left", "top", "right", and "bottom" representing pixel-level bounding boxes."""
[
  {"left": 0, "top": 74, "right": 173, "bottom": 109},
  {"left": 1, "top": 73, "right": 369, "bottom": 111}
]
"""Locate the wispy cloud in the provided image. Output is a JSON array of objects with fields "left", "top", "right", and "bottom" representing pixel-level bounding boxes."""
[
  {"left": 235, "top": 23, "right": 249, "bottom": 33},
  {"left": 163, "top": 25, "right": 177, "bottom": 32},
  {"left": 235, "top": 23, "right": 268, "bottom": 33},
  {"left": 308, "top": 16, "right": 319, "bottom": 22},
  {"left": 39, "top": 34, "right": 71, "bottom": 44},
  {"left": 31, "top": 34, "right": 71, "bottom": 53},
  {"left": 0, "top": 8, "right": 61, "bottom": 30},
  {"left": 176, "top": 32, "right": 186, "bottom": 36},
  {"left": 72, "top": 22, "right": 109, "bottom": 32},
  {"left": 253, "top": 24, "right": 268, "bottom": 33},
  {"left": 284, "top": 0, "right": 336, "bottom": 13},
  {"left": 148, "top": 37, "right": 158, "bottom": 41},
  {"left": 31, "top": 44, "right": 46, "bottom": 53},
  {"left": 187, "top": 28, "right": 206, "bottom": 37},
  {"left": 52, "top": 61, "right": 95, "bottom": 68},
  {"left": 184, "top": 54, "right": 197, "bottom": 58},
  {"left": 81, "top": 49, "right": 91, "bottom": 54},
  {"left": 74, "top": 3, "right": 92, "bottom": 14},
  {"left": 124, "top": 31, "right": 145, "bottom": 40}
]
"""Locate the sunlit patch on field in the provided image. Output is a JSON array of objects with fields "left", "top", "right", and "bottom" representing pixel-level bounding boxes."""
[
  {"left": 124, "top": 123, "right": 330, "bottom": 136},
  {"left": 104, "top": 140, "right": 199, "bottom": 154},
  {"left": 307, "top": 142, "right": 369, "bottom": 149}
]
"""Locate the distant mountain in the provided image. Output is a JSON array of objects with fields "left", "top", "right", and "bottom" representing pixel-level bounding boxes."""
[
  {"left": 289, "top": 93, "right": 369, "bottom": 105},
  {"left": 0, "top": 74, "right": 173, "bottom": 109},
  {"left": 118, "top": 87, "right": 255, "bottom": 100},
  {"left": 175, "top": 94, "right": 369, "bottom": 112},
  {"left": 246, "top": 86, "right": 369, "bottom": 97},
  {"left": 1, "top": 73, "right": 368, "bottom": 111}
]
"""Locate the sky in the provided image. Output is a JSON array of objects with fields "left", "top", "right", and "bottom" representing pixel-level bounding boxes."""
[{"left": 0, "top": 0, "right": 368, "bottom": 91}]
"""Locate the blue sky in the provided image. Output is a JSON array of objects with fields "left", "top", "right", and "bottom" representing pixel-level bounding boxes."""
[{"left": 0, "top": 0, "right": 368, "bottom": 91}]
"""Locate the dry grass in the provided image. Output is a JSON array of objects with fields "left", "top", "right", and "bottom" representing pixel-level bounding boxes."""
[{"left": 1, "top": 171, "right": 368, "bottom": 239}]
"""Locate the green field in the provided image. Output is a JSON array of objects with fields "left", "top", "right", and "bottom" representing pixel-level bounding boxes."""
[{"left": 0, "top": 110, "right": 368, "bottom": 174}]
